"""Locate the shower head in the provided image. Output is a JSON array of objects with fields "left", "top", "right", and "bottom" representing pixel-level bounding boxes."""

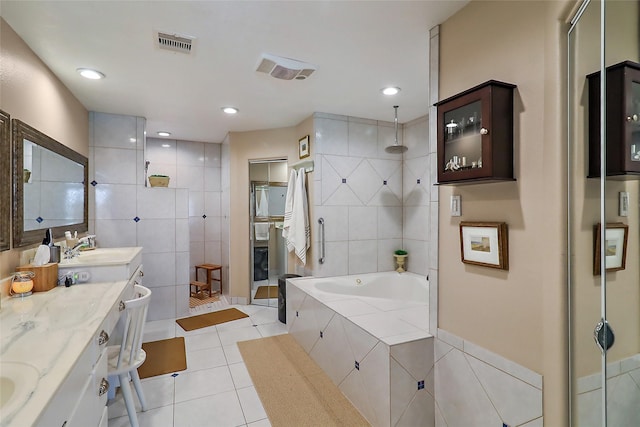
[
  {"left": 384, "top": 105, "right": 407, "bottom": 154},
  {"left": 385, "top": 144, "right": 408, "bottom": 154}
]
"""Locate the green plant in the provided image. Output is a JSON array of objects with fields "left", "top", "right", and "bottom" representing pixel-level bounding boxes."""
[{"left": 394, "top": 249, "right": 408, "bottom": 256}]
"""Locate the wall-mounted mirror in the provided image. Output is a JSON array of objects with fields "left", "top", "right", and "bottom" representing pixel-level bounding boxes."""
[
  {"left": 0, "top": 110, "right": 10, "bottom": 252},
  {"left": 12, "top": 119, "right": 88, "bottom": 247}
]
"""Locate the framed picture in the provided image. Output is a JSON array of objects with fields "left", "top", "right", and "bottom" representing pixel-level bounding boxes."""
[
  {"left": 299, "top": 135, "right": 310, "bottom": 159},
  {"left": 459, "top": 221, "right": 509, "bottom": 270},
  {"left": 593, "top": 222, "right": 628, "bottom": 275}
]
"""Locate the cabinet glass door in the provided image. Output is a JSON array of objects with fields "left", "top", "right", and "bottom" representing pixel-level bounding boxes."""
[
  {"left": 630, "top": 81, "right": 640, "bottom": 162},
  {"left": 443, "top": 100, "right": 482, "bottom": 172}
]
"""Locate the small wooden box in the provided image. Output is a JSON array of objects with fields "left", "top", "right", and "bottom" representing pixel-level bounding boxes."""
[{"left": 16, "top": 263, "right": 58, "bottom": 292}]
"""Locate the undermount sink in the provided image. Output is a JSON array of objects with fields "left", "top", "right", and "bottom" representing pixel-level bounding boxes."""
[{"left": 0, "top": 361, "right": 40, "bottom": 415}]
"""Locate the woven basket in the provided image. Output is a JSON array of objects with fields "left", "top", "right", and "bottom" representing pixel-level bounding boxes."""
[{"left": 149, "top": 176, "right": 170, "bottom": 187}]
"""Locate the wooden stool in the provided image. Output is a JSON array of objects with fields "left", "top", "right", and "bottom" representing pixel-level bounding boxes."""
[
  {"left": 194, "top": 263, "right": 222, "bottom": 296},
  {"left": 190, "top": 281, "right": 211, "bottom": 299}
]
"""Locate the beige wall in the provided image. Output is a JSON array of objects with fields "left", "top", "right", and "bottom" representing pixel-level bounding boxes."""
[
  {"left": 227, "top": 123, "right": 309, "bottom": 299},
  {"left": 438, "top": 1, "right": 572, "bottom": 424},
  {"left": 0, "top": 19, "right": 88, "bottom": 284}
]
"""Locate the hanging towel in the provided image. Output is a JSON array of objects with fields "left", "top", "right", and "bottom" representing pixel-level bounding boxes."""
[
  {"left": 256, "top": 187, "right": 269, "bottom": 217},
  {"left": 254, "top": 223, "right": 270, "bottom": 241},
  {"left": 282, "top": 169, "right": 297, "bottom": 251},
  {"left": 290, "top": 168, "right": 310, "bottom": 265}
]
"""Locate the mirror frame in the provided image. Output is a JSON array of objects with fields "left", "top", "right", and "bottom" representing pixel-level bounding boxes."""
[
  {"left": 0, "top": 110, "right": 10, "bottom": 251},
  {"left": 11, "top": 119, "right": 88, "bottom": 247}
]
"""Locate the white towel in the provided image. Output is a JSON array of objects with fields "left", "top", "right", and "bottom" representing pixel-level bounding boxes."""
[
  {"left": 254, "top": 223, "right": 270, "bottom": 241},
  {"left": 256, "top": 188, "right": 269, "bottom": 217},
  {"left": 282, "top": 169, "right": 297, "bottom": 251},
  {"left": 290, "top": 169, "right": 310, "bottom": 265}
]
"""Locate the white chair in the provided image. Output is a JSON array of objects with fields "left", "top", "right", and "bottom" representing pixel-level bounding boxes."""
[{"left": 107, "top": 285, "right": 151, "bottom": 427}]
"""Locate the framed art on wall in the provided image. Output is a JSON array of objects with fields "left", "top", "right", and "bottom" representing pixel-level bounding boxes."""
[
  {"left": 593, "top": 222, "right": 628, "bottom": 275},
  {"left": 299, "top": 135, "right": 310, "bottom": 159},
  {"left": 459, "top": 221, "right": 509, "bottom": 270}
]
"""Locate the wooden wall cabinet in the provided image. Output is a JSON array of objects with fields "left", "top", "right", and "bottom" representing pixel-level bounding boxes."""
[
  {"left": 436, "top": 80, "right": 516, "bottom": 185},
  {"left": 588, "top": 60, "right": 640, "bottom": 179}
]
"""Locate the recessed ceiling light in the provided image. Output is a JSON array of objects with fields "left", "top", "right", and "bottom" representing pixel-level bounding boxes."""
[
  {"left": 129, "top": 138, "right": 137, "bottom": 143},
  {"left": 77, "top": 68, "right": 105, "bottom": 80},
  {"left": 161, "top": 144, "right": 171, "bottom": 148},
  {"left": 157, "top": 131, "right": 171, "bottom": 137},
  {"left": 381, "top": 87, "right": 401, "bottom": 96},
  {"left": 222, "top": 107, "right": 239, "bottom": 114}
]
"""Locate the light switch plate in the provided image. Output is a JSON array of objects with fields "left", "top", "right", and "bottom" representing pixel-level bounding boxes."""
[
  {"left": 450, "top": 195, "right": 461, "bottom": 217},
  {"left": 619, "top": 192, "right": 629, "bottom": 216}
]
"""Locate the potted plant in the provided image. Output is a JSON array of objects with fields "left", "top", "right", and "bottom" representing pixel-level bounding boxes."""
[
  {"left": 394, "top": 249, "right": 408, "bottom": 273},
  {"left": 148, "top": 174, "right": 170, "bottom": 187}
]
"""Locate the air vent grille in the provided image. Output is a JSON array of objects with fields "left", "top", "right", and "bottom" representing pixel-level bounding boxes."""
[
  {"left": 256, "top": 53, "right": 316, "bottom": 81},
  {"left": 156, "top": 31, "right": 194, "bottom": 54}
]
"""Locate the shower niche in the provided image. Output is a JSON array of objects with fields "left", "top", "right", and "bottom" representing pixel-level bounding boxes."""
[
  {"left": 249, "top": 160, "right": 288, "bottom": 307},
  {"left": 435, "top": 80, "right": 516, "bottom": 185}
]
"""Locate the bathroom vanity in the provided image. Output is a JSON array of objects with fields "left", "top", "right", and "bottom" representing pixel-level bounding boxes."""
[
  {"left": 0, "top": 279, "right": 132, "bottom": 427},
  {"left": 1, "top": 246, "right": 145, "bottom": 426},
  {"left": 57, "top": 246, "right": 143, "bottom": 284}
]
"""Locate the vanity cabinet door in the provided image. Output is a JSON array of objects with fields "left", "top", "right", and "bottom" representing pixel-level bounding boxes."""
[{"left": 436, "top": 80, "right": 516, "bottom": 185}]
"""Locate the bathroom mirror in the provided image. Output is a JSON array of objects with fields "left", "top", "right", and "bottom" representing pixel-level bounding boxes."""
[
  {"left": 12, "top": 119, "right": 88, "bottom": 247},
  {"left": 0, "top": 110, "right": 10, "bottom": 252}
]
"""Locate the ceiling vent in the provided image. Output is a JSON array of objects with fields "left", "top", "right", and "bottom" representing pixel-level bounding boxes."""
[
  {"left": 156, "top": 31, "right": 195, "bottom": 54},
  {"left": 256, "top": 53, "right": 317, "bottom": 80}
]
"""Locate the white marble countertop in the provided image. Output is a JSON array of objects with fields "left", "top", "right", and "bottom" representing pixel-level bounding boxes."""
[
  {"left": 58, "top": 246, "right": 143, "bottom": 267},
  {"left": 0, "top": 281, "right": 128, "bottom": 427}
]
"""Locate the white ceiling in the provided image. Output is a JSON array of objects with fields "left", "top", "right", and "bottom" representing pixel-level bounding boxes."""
[{"left": 1, "top": 1, "right": 468, "bottom": 143}]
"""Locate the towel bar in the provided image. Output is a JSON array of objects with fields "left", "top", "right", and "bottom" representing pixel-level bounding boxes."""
[{"left": 318, "top": 217, "right": 325, "bottom": 264}]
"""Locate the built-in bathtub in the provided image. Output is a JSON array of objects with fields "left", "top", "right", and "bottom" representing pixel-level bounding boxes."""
[{"left": 286, "top": 272, "right": 434, "bottom": 427}]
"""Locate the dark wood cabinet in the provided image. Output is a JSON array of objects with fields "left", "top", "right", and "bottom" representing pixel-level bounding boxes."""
[
  {"left": 588, "top": 60, "right": 640, "bottom": 179},
  {"left": 435, "top": 80, "right": 516, "bottom": 185}
]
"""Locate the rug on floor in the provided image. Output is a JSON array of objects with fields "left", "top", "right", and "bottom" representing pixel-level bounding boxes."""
[
  {"left": 189, "top": 293, "right": 220, "bottom": 307},
  {"left": 254, "top": 285, "right": 279, "bottom": 299},
  {"left": 176, "top": 307, "right": 249, "bottom": 331},
  {"left": 138, "top": 337, "right": 187, "bottom": 379},
  {"left": 238, "top": 334, "right": 370, "bottom": 427}
]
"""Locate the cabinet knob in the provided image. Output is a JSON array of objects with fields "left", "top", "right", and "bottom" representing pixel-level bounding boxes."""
[
  {"left": 480, "top": 127, "right": 489, "bottom": 135},
  {"left": 98, "top": 378, "right": 110, "bottom": 396},
  {"left": 119, "top": 300, "right": 126, "bottom": 312},
  {"left": 97, "top": 330, "right": 109, "bottom": 346},
  {"left": 626, "top": 114, "right": 639, "bottom": 122}
]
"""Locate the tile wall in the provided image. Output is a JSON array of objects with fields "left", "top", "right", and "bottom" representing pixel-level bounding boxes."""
[
  {"left": 434, "top": 329, "right": 543, "bottom": 427},
  {"left": 311, "top": 112, "right": 431, "bottom": 278},
  {"left": 89, "top": 112, "right": 223, "bottom": 321},
  {"left": 576, "top": 353, "right": 640, "bottom": 426}
]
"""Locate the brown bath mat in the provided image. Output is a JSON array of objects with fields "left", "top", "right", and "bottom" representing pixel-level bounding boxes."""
[
  {"left": 238, "top": 334, "right": 369, "bottom": 426},
  {"left": 254, "top": 285, "right": 279, "bottom": 299},
  {"left": 176, "top": 307, "right": 249, "bottom": 331},
  {"left": 189, "top": 294, "right": 220, "bottom": 308},
  {"left": 138, "top": 337, "right": 187, "bottom": 379}
]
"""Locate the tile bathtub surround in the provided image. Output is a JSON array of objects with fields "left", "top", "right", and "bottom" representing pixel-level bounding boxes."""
[
  {"left": 107, "top": 304, "right": 286, "bottom": 427},
  {"left": 286, "top": 277, "right": 433, "bottom": 427},
  {"left": 434, "top": 329, "right": 543, "bottom": 427},
  {"left": 312, "top": 113, "right": 430, "bottom": 278},
  {"left": 90, "top": 113, "right": 224, "bottom": 321}
]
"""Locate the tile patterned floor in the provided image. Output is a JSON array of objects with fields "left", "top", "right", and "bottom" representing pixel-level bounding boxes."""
[{"left": 108, "top": 301, "right": 286, "bottom": 427}]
